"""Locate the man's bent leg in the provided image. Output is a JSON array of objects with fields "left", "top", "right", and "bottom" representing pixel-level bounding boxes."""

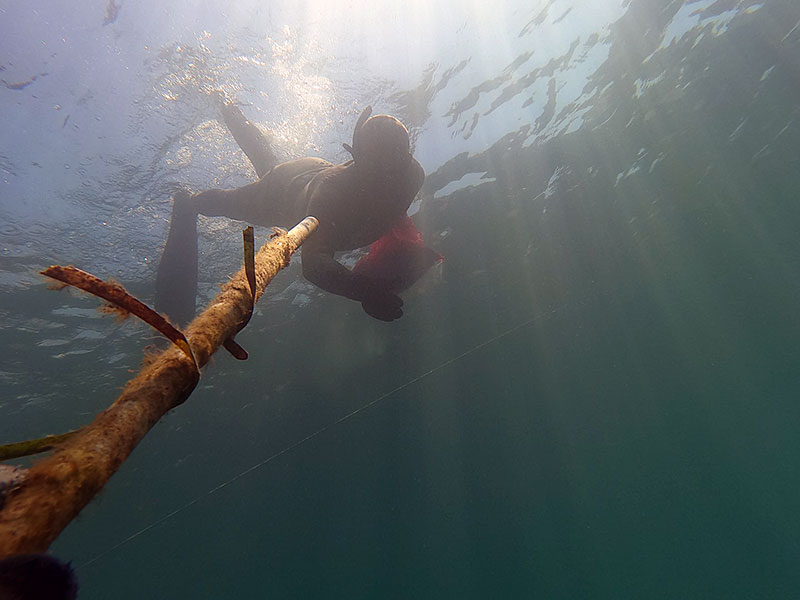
[
  {"left": 154, "top": 159, "right": 327, "bottom": 324},
  {"left": 155, "top": 190, "right": 198, "bottom": 325},
  {"left": 154, "top": 179, "right": 273, "bottom": 324},
  {"left": 220, "top": 101, "right": 277, "bottom": 178}
]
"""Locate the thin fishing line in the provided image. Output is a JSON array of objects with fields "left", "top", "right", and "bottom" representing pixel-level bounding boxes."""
[{"left": 78, "top": 310, "right": 548, "bottom": 569}]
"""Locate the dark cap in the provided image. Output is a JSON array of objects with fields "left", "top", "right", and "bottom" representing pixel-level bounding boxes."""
[{"left": 344, "top": 106, "right": 410, "bottom": 164}]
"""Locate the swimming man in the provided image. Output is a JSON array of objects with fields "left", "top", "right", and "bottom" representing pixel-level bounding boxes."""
[{"left": 155, "top": 105, "right": 425, "bottom": 324}]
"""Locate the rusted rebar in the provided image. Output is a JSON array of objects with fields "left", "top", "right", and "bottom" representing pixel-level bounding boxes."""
[{"left": 0, "top": 217, "right": 318, "bottom": 557}]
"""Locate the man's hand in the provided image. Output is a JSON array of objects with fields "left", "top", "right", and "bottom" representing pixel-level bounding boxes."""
[
  {"left": 361, "top": 287, "right": 404, "bottom": 321},
  {"left": 355, "top": 274, "right": 404, "bottom": 321}
]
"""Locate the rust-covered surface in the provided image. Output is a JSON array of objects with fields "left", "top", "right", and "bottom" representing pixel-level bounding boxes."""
[{"left": 0, "top": 217, "right": 317, "bottom": 557}]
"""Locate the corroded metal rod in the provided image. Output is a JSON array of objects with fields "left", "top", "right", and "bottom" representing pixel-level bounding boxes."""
[{"left": 0, "top": 217, "right": 318, "bottom": 557}]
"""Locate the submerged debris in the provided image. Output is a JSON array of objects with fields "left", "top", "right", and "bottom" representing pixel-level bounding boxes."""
[
  {"left": 0, "top": 218, "right": 317, "bottom": 556},
  {"left": 0, "top": 73, "right": 48, "bottom": 91},
  {"left": 103, "top": 0, "right": 121, "bottom": 25},
  {"left": 244, "top": 226, "right": 256, "bottom": 300},
  {"left": 222, "top": 338, "right": 248, "bottom": 360},
  {"left": 269, "top": 226, "right": 288, "bottom": 239},
  {"left": 0, "top": 431, "right": 80, "bottom": 462},
  {"left": 41, "top": 265, "right": 196, "bottom": 367},
  {"left": 223, "top": 226, "right": 256, "bottom": 361}
]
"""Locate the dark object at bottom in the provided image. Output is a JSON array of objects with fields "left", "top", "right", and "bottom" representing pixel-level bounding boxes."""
[{"left": 0, "top": 554, "right": 78, "bottom": 600}]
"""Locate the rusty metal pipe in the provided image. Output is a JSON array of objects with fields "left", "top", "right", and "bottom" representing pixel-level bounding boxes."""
[{"left": 0, "top": 217, "right": 318, "bottom": 557}]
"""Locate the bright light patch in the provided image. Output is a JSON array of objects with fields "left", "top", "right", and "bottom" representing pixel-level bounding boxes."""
[{"left": 434, "top": 171, "right": 496, "bottom": 199}]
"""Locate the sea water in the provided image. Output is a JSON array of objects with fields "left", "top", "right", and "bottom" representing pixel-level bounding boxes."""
[{"left": 1, "top": 0, "right": 799, "bottom": 597}]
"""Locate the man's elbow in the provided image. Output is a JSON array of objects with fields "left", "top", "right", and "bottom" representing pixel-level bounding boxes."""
[
  {"left": 301, "top": 253, "right": 363, "bottom": 301},
  {"left": 301, "top": 254, "right": 329, "bottom": 291}
]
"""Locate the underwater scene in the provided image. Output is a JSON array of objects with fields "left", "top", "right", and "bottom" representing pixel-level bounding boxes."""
[{"left": 1, "top": 0, "right": 799, "bottom": 597}]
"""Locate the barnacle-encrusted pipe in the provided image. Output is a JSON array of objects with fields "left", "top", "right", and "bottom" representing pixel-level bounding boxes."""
[{"left": 0, "top": 217, "right": 317, "bottom": 557}]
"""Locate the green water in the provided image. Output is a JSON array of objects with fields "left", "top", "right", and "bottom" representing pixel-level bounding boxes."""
[{"left": 1, "top": 0, "right": 799, "bottom": 597}]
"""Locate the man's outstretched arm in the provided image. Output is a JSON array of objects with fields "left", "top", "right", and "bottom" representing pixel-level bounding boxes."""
[{"left": 301, "top": 239, "right": 404, "bottom": 321}]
